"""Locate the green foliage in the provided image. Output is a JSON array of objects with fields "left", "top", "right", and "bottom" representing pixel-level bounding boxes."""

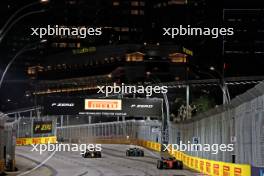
[{"left": 192, "top": 95, "right": 215, "bottom": 113}]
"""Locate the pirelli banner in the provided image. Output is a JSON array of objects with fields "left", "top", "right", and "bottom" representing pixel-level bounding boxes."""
[{"left": 43, "top": 98, "right": 163, "bottom": 117}]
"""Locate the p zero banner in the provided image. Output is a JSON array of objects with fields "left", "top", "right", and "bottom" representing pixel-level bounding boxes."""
[
  {"left": 43, "top": 98, "right": 162, "bottom": 117},
  {"left": 33, "top": 121, "right": 52, "bottom": 134}
]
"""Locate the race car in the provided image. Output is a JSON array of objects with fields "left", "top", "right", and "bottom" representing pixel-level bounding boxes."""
[
  {"left": 157, "top": 157, "right": 183, "bottom": 169},
  {"left": 126, "top": 147, "right": 144, "bottom": 157},
  {"left": 82, "top": 150, "right": 102, "bottom": 158}
]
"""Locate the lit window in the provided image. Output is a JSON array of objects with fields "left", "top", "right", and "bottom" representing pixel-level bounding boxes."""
[
  {"left": 131, "top": 28, "right": 137, "bottom": 32},
  {"left": 113, "top": 1, "right": 119, "bottom": 6},
  {"left": 27, "top": 66, "right": 44, "bottom": 75},
  {"left": 140, "top": 1, "right": 145, "bottom": 6},
  {"left": 121, "top": 27, "right": 129, "bottom": 32},
  {"left": 126, "top": 52, "right": 145, "bottom": 62},
  {"left": 131, "top": 10, "right": 139, "bottom": 15},
  {"left": 169, "top": 53, "right": 187, "bottom": 63},
  {"left": 59, "top": 43, "right": 67, "bottom": 48},
  {"left": 27, "top": 67, "right": 36, "bottom": 75},
  {"left": 114, "top": 27, "right": 120, "bottom": 31},
  {"left": 168, "top": 0, "right": 187, "bottom": 5},
  {"left": 67, "top": 0, "right": 77, "bottom": 5},
  {"left": 131, "top": 1, "right": 139, "bottom": 6}
]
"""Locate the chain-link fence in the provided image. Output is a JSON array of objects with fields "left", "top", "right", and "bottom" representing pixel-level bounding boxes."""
[
  {"left": 57, "top": 120, "right": 161, "bottom": 144},
  {"left": 4, "top": 122, "right": 17, "bottom": 171},
  {"left": 0, "top": 112, "right": 17, "bottom": 172},
  {"left": 17, "top": 116, "right": 57, "bottom": 138},
  {"left": 58, "top": 81, "right": 264, "bottom": 167},
  {"left": 171, "top": 81, "right": 264, "bottom": 166}
]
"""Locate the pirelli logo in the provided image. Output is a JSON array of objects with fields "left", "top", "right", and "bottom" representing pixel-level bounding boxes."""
[{"left": 84, "top": 99, "right": 122, "bottom": 111}]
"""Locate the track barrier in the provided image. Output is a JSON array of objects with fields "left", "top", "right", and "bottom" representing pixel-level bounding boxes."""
[
  {"left": 16, "top": 136, "right": 57, "bottom": 146},
  {"left": 135, "top": 139, "right": 251, "bottom": 176}
]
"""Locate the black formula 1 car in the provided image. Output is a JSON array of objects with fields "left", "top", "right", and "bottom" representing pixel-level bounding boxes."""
[
  {"left": 82, "top": 150, "right": 102, "bottom": 158},
  {"left": 157, "top": 157, "right": 183, "bottom": 169},
  {"left": 126, "top": 147, "right": 144, "bottom": 157}
]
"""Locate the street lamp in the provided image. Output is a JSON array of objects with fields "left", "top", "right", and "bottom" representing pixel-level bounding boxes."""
[
  {"left": 209, "top": 66, "right": 231, "bottom": 104},
  {"left": 146, "top": 75, "right": 170, "bottom": 154},
  {"left": 192, "top": 65, "right": 230, "bottom": 105},
  {"left": 0, "top": 0, "right": 49, "bottom": 42},
  {"left": 206, "top": 66, "right": 235, "bottom": 162},
  {"left": 40, "top": 0, "right": 49, "bottom": 3},
  {"left": 0, "top": 39, "right": 47, "bottom": 89}
]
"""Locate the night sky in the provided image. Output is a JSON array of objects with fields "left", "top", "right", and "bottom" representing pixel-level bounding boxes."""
[{"left": 0, "top": 0, "right": 263, "bottom": 111}]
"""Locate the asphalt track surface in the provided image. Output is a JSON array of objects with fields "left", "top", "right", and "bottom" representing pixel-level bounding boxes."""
[{"left": 15, "top": 144, "right": 201, "bottom": 176}]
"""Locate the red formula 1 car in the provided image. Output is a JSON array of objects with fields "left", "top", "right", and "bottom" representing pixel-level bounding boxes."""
[{"left": 157, "top": 157, "right": 183, "bottom": 169}]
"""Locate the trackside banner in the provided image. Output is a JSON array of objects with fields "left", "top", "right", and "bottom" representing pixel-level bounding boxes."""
[
  {"left": 42, "top": 97, "right": 163, "bottom": 117},
  {"left": 33, "top": 121, "right": 53, "bottom": 134}
]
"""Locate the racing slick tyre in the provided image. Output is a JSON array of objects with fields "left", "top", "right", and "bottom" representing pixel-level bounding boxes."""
[
  {"left": 174, "top": 160, "right": 183, "bottom": 169},
  {"left": 95, "top": 151, "right": 102, "bottom": 158},
  {"left": 83, "top": 152, "right": 90, "bottom": 158},
  {"left": 157, "top": 160, "right": 163, "bottom": 169}
]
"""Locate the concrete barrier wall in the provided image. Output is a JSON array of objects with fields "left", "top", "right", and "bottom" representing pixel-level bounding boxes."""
[
  {"left": 136, "top": 140, "right": 251, "bottom": 176},
  {"left": 168, "top": 82, "right": 264, "bottom": 166}
]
